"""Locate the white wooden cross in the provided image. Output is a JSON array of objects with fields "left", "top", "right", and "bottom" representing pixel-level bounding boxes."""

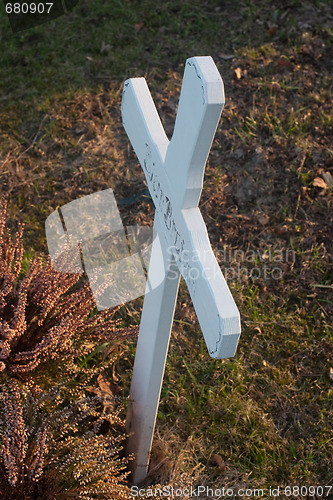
[{"left": 122, "top": 56, "right": 241, "bottom": 484}]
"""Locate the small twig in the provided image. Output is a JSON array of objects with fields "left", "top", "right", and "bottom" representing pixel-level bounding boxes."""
[
  {"left": 294, "top": 192, "right": 301, "bottom": 219},
  {"left": 15, "top": 114, "right": 48, "bottom": 162},
  {"left": 297, "top": 151, "right": 307, "bottom": 176},
  {"left": 0, "top": 151, "right": 12, "bottom": 171},
  {"left": 316, "top": 300, "right": 329, "bottom": 317}
]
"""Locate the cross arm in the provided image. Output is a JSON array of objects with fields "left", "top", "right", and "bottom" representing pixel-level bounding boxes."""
[
  {"left": 179, "top": 208, "right": 241, "bottom": 358},
  {"left": 121, "top": 78, "right": 169, "bottom": 169},
  {"left": 165, "top": 56, "right": 225, "bottom": 209}
]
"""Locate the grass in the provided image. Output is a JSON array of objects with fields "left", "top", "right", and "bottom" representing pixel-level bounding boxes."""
[{"left": 0, "top": 0, "right": 332, "bottom": 496}]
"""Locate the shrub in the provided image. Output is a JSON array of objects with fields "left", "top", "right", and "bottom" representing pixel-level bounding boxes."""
[
  {"left": 0, "top": 199, "right": 137, "bottom": 376},
  {"left": 0, "top": 379, "right": 133, "bottom": 499}
]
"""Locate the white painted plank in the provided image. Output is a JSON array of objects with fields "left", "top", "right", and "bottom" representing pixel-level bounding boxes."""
[{"left": 126, "top": 216, "right": 180, "bottom": 484}]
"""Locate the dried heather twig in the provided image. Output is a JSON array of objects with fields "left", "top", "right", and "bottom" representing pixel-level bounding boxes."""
[{"left": 0, "top": 200, "right": 23, "bottom": 310}]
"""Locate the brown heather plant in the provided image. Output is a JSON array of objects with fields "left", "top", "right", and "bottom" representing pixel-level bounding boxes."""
[
  {"left": 0, "top": 379, "right": 133, "bottom": 499},
  {"left": 0, "top": 198, "right": 138, "bottom": 376},
  {"left": 0, "top": 198, "right": 142, "bottom": 498}
]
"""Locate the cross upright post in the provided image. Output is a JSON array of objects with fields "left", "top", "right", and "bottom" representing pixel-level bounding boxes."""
[{"left": 122, "top": 56, "right": 241, "bottom": 484}]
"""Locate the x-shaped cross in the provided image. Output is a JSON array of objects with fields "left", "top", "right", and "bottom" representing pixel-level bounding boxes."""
[{"left": 122, "top": 56, "right": 241, "bottom": 484}]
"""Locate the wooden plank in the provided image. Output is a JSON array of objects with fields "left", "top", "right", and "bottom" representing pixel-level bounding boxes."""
[{"left": 122, "top": 56, "right": 241, "bottom": 484}]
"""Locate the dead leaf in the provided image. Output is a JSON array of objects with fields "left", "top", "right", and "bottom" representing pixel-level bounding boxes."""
[
  {"left": 100, "top": 41, "right": 112, "bottom": 54},
  {"left": 86, "top": 386, "right": 98, "bottom": 395},
  {"left": 313, "top": 177, "right": 327, "bottom": 189},
  {"left": 98, "top": 373, "right": 121, "bottom": 396},
  {"left": 74, "top": 125, "right": 86, "bottom": 135},
  {"left": 276, "top": 58, "right": 293, "bottom": 72},
  {"left": 267, "top": 82, "right": 282, "bottom": 93},
  {"left": 273, "top": 225, "right": 289, "bottom": 235},
  {"left": 218, "top": 53, "right": 235, "bottom": 60},
  {"left": 102, "top": 340, "right": 123, "bottom": 359},
  {"left": 178, "top": 302, "right": 191, "bottom": 321},
  {"left": 330, "top": 368, "right": 333, "bottom": 381},
  {"left": 86, "top": 374, "right": 121, "bottom": 410},
  {"left": 268, "top": 27, "right": 278, "bottom": 36},
  {"left": 234, "top": 67, "right": 242, "bottom": 79},
  {"left": 213, "top": 454, "right": 226, "bottom": 471},
  {"left": 134, "top": 22, "right": 144, "bottom": 32},
  {"left": 322, "top": 171, "right": 333, "bottom": 188},
  {"left": 257, "top": 213, "right": 270, "bottom": 225}
]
